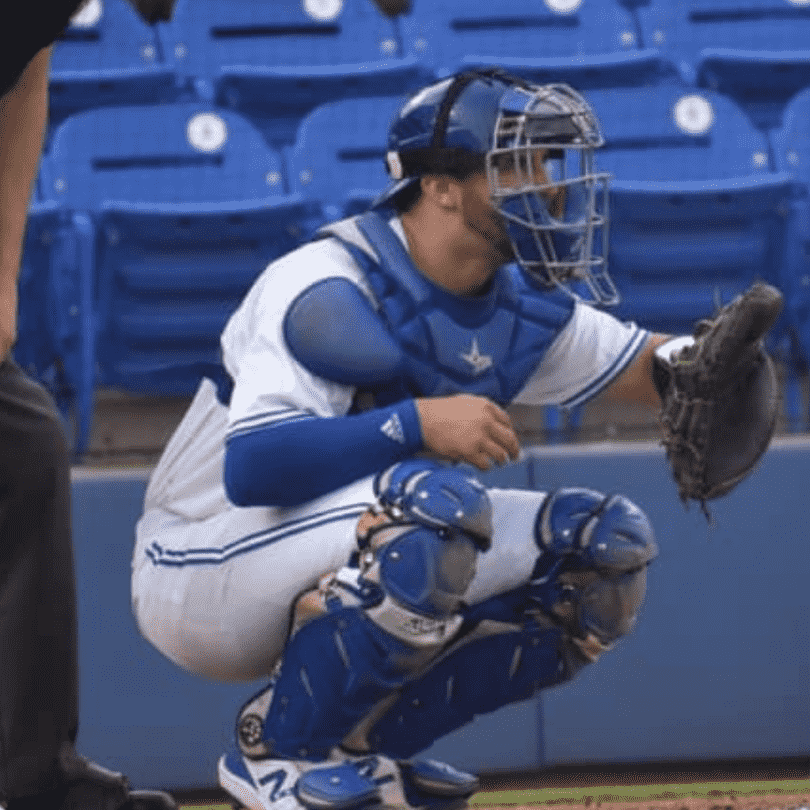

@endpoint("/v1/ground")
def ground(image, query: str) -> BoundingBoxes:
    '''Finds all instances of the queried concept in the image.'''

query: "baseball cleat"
[218,744,478,810]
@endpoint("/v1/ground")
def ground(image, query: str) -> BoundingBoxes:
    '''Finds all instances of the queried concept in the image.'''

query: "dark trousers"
[0,360,77,802]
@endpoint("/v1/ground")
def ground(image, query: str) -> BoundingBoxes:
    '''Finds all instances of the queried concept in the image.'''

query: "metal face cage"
[487,84,618,306]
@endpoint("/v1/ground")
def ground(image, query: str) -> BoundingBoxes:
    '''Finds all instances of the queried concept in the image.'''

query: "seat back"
[588,85,773,181]
[49,0,178,130]
[290,95,407,218]
[43,101,290,205]
[400,0,677,88]
[158,0,428,145]
[161,0,404,74]
[634,0,810,129]
[584,85,794,335]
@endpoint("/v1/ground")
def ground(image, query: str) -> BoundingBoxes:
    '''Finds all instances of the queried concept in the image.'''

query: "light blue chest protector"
[283,211,576,408]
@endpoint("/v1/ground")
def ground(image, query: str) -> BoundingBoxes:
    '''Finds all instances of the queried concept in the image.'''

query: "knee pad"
[361,461,493,642]
[531,488,658,647]
[536,488,657,570]
[374,461,493,550]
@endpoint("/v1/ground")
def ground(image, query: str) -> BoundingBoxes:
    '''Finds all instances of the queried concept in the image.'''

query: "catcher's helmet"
[375,69,617,305]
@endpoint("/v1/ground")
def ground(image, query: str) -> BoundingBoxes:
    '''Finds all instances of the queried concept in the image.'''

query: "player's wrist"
[391,398,424,453]
[654,335,695,365]
[651,334,694,400]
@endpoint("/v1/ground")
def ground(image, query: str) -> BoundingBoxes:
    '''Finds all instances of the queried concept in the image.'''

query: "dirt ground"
[477,798,810,810]
[474,794,810,810]
[468,760,810,810]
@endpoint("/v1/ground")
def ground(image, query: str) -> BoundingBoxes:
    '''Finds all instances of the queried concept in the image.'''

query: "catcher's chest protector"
[306,212,575,407]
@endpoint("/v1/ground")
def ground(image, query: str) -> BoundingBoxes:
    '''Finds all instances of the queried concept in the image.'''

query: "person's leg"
[132,477,376,682]
[218,463,494,810]
[0,360,78,801]
[0,360,175,810]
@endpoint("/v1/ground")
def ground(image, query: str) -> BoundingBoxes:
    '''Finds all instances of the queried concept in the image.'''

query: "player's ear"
[420,175,462,212]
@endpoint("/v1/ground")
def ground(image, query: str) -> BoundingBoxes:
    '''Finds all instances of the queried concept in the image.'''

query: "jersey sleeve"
[512,302,650,409]
[221,238,363,440]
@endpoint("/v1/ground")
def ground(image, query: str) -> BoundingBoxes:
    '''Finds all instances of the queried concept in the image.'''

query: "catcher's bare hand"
[416,394,520,470]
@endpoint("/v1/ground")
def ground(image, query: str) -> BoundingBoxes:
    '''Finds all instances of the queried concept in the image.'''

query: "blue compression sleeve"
[224,401,423,508]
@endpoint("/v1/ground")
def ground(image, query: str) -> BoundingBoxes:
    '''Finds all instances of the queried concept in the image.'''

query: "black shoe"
[7,752,177,810]
[118,790,178,810]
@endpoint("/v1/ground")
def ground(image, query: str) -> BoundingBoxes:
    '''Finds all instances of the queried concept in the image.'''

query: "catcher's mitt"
[652,281,784,517]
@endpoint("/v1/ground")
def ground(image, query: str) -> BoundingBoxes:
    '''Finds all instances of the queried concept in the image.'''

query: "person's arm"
[224,400,423,508]
[223,392,522,508]
[597,332,671,409]
[0,45,51,361]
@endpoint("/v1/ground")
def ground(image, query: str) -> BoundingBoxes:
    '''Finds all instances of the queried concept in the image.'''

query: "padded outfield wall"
[71,438,810,790]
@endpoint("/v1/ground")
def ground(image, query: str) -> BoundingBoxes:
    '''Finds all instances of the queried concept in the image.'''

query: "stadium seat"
[48,0,180,135]
[400,0,680,89]
[579,82,800,426]
[289,95,408,218]
[157,0,431,147]
[582,84,795,338]
[37,102,322,456]
[772,87,810,428]
[634,0,810,131]
[14,201,92,450]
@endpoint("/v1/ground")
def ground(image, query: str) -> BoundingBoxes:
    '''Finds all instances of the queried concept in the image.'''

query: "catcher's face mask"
[487,84,617,306]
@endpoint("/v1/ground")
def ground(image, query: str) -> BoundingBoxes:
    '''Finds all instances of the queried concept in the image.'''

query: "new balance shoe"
[218,745,478,810]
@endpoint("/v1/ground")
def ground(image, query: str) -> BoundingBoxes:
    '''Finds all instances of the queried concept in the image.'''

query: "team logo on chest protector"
[460,337,493,375]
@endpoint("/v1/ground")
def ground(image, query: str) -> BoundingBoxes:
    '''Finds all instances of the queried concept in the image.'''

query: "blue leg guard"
[240,604,419,762]
[364,486,658,760]
[365,620,573,759]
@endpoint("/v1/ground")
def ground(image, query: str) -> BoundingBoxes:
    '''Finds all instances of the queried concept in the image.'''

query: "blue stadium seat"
[37,102,322,456]
[634,0,810,130]
[15,201,94,451]
[48,0,180,135]
[289,95,408,219]
[157,0,431,147]
[583,84,797,420]
[772,87,810,428]
[400,0,679,89]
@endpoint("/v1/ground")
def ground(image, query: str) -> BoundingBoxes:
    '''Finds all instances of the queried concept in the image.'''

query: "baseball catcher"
[653,282,783,517]
[130,66,782,810]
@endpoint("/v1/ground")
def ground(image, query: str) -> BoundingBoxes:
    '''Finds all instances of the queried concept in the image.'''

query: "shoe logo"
[259,769,293,803]
[353,756,379,779]
[353,756,396,788]
[380,413,405,444]
[460,337,492,375]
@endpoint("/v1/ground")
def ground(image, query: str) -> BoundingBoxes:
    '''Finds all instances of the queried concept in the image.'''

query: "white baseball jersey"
[132,214,649,682]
